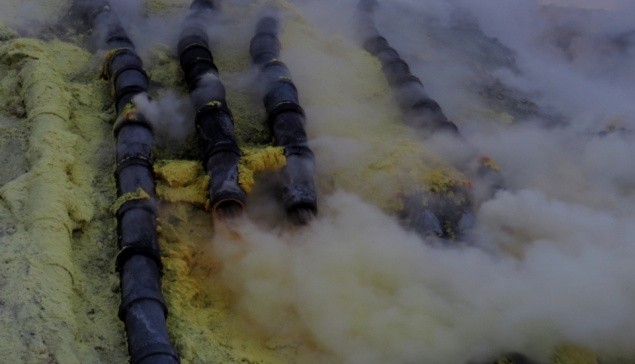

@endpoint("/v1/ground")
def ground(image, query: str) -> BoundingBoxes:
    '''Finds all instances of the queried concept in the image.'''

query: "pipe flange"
[119,285,168,320]
[267,101,305,128]
[116,245,163,274]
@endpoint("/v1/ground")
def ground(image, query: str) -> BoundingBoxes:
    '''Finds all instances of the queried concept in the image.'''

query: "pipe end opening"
[213,199,245,220]
[287,203,317,226]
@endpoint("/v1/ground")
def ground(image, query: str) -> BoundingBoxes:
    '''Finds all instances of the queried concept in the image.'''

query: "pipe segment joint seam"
[131,343,180,364]
[115,156,154,175]
[119,286,168,320]
[116,245,162,273]
[113,118,154,138]
[188,73,224,92]
[107,35,134,47]
[267,102,306,128]
[249,33,281,61]
[195,102,233,123]
[389,74,423,89]
[284,145,314,159]
[261,60,296,78]
[115,87,147,111]
[102,48,144,80]
[363,36,391,55]
[381,57,410,70]
[264,79,300,103]
[112,64,148,86]
[115,199,162,272]
[178,42,215,66]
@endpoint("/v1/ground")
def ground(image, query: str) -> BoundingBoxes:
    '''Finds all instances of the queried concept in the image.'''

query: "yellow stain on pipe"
[110,187,151,214]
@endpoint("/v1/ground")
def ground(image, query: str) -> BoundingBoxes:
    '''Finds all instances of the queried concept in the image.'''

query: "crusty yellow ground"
[0,33,127,363]
[552,345,598,364]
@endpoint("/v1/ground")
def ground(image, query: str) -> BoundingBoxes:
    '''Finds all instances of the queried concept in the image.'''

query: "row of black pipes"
[71,0,180,363]
[70,0,502,361]
[71,0,317,362]
[178,0,317,223]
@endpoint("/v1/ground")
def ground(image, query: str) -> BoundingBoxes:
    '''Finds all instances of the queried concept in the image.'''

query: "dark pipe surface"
[356,0,459,135]
[70,1,179,362]
[178,0,246,218]
[250,12,317,224]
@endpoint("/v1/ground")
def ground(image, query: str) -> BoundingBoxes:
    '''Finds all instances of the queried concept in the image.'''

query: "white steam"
[213,189,635,363]
[204,0,635,363]
[133,91,195,146]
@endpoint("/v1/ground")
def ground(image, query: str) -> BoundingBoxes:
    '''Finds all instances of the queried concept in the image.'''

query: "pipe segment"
[356,0,505,238]
[356,0,462,135]
[71,1,179,363]
[178,0,245,218]
[250,12,318,225]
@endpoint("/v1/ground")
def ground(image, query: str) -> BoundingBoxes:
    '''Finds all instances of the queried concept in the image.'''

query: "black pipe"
[70,1,179,363]
[178,0,245,219]
[250,11,318,225]
[356,0,462,136]
[356,0,505,238]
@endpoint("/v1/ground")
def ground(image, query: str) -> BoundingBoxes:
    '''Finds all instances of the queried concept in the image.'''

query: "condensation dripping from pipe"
[70,1,180,363]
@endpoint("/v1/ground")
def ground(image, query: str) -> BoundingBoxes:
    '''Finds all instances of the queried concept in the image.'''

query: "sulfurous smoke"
[204,0,635,363]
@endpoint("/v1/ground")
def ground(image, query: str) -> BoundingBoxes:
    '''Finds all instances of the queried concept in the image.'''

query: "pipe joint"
[264,80,300,111]
[102,48,143,80]
[115,163,155,197]
[115,149,153,169]
[249,32,281,64]
[284,144,314,160]
[114,112,154,137]
[116,244,162,274]
[389,73,422,89]
[363,35,390,55]
[178,28,209,55]
[267,101,305,128]
[119,286,168,321]
[262,60,292,79]
[130,343,180,364]
[195,101,233,127]
[375,47,401,63]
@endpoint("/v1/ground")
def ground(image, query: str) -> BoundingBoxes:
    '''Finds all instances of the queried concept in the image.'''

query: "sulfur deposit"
[0,34,126,363]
